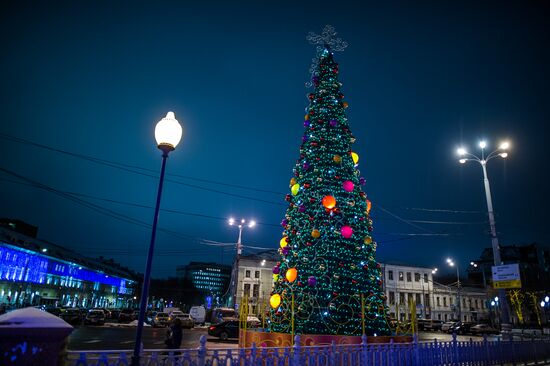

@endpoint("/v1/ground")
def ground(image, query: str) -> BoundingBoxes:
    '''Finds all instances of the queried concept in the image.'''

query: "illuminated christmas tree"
[268,26,390,336]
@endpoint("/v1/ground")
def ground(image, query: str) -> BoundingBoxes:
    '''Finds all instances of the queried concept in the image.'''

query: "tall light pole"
[457,140,511,326]
[446,258,461,321]
[228,218,255,309]
[132,112,183,366]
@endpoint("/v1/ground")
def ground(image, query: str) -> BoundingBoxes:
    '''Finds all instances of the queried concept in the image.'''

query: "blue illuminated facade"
[0,229,136,308]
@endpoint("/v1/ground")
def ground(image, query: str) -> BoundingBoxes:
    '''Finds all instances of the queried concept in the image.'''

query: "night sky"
[1,1,548,279]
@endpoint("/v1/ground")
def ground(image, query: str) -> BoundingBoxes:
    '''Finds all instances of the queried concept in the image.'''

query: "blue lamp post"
[131,112,183,366]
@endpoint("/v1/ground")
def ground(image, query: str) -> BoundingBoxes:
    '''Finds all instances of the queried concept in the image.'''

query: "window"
[436,297,441,306]
[444,314,448,321]
[389,291,395,304]
[388,270,394,281]
[408,293,413,303]
[463,298,467,307]
[464,315,468,322]
[399,272,404,281]
[438,314,441,320]
[475,299,479,309]
[243,283,250,297]
[424,294,430,307]
[252,284,259,297]
[406,272,412,282]
[414,273,420,282]
[399,293,405,305]
[423,273,428,282]
[254,271,260,279]
[245,270,251,278]
[415,293,421,304]
[443,297,447,307]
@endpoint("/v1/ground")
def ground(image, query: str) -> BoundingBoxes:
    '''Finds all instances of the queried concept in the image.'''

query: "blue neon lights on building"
[0,243,131,294]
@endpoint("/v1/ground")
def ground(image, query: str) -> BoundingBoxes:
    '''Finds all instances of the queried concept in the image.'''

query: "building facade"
[381,263,489,323]
[234,250,278,317]
[176,261,231,308]
[0,221,137,309]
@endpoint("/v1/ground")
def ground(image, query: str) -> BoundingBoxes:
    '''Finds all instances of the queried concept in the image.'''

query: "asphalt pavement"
[68,325,238,350]
[68,325,496,351]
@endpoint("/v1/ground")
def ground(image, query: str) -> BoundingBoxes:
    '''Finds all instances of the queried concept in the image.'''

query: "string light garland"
[268,33,391,336]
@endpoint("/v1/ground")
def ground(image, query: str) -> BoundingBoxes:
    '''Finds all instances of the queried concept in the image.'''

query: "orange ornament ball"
[311,229,321,238]
[286,268,298,283]
[322,195,336,209]
[364,236,373,244]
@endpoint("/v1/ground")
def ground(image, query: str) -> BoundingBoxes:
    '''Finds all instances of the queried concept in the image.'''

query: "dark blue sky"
[1,1,548,278]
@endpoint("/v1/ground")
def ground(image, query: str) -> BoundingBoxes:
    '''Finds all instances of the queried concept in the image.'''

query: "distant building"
[233,250,278,317]
[176,262,231,308]
[382,262,489,323]
[0,220,138,308]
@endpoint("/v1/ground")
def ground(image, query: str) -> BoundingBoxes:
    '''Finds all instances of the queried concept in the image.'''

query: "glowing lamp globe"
[342,180,354,192]
[286,268,298,283]
[279,237,288,248]
[155,112,183,151]
[322,195,336,209]
[341,225,353,238]
[270,294,281,309]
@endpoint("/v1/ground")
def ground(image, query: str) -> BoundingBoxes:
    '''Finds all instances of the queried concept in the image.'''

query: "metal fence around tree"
[67,333,550,366]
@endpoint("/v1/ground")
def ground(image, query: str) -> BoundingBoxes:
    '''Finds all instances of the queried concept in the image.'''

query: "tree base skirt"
[240,329,413,347]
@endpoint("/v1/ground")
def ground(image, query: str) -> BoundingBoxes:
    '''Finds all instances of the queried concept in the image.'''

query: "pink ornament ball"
[341,226,353,238]
[342,180,354,192]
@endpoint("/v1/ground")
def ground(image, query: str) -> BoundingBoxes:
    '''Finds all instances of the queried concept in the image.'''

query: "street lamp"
[446,258,461,321]
[456,139,511,326]
[228,218,255,308]
[132,112,183,366]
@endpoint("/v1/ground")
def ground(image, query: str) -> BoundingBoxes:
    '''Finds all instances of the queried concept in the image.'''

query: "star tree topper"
[306,25,348,86]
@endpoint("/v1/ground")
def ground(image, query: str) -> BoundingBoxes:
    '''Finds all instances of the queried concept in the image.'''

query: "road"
[68,325,238,350]
[68,326,495,351]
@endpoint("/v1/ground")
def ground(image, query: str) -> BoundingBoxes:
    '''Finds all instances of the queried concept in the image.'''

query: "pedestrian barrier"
[66,333,550,366]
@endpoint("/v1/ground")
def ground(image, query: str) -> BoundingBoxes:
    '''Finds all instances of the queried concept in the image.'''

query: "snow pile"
[0,307,72,329]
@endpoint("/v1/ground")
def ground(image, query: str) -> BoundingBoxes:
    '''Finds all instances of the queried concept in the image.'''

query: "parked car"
[441,321,459,332]
[44,307,64,317]
[169,311,194,329]
[449,322,474,335]
[151,312,170,327]
[85,310,106,325]
[190,306,206,325]
[426,320,443,331]
[109,308,121,320]
[60,308,82,325]
[119,308,135,323]
[208,320,259,340]
[471,324,499,335]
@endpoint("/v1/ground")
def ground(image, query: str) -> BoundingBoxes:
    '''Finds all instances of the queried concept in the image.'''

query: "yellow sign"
[494,279,521,289]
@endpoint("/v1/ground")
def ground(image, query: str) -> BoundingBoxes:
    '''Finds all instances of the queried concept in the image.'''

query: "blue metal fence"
[66,333,550,366]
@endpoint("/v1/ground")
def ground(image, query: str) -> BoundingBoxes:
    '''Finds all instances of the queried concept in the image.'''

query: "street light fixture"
[432,268,438,275]
[455,139,511,327]
[446,257,461,321]
[132,112,182,366]
[228,218,256,307]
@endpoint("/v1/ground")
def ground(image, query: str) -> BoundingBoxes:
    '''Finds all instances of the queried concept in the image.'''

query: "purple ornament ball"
[281,246,290,255]
[329,119,338,127]
[308,276,317,286]
[272,266,280,274]
[302,135,308,142]
[303,162,310,170]
[298,205,306,213]
[304,120,311,128]
[281,219,288,227]
[359,177,366,185]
